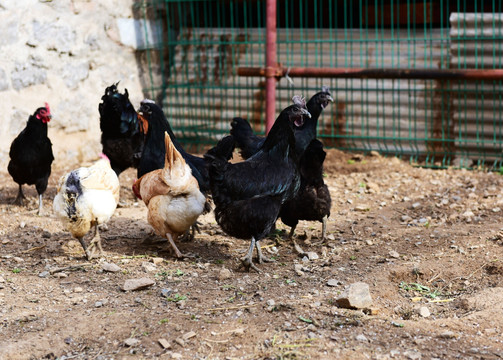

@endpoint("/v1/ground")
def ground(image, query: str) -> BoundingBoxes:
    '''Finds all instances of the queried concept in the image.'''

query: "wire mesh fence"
[134,0,503,169]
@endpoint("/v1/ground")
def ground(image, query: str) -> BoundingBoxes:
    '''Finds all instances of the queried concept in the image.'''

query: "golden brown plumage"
[133,132,206,258]
[53,156,120,259]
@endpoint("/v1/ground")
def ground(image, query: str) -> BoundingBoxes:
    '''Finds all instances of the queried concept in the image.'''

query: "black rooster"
[8,104,54,215]
[136,99,210,195]
[205,96,311,272]
[278,139,331,243]
[99,83,143,175]
[231,86,333,159]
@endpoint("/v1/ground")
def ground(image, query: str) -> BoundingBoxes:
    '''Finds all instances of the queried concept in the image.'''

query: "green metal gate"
[134,0,503,169]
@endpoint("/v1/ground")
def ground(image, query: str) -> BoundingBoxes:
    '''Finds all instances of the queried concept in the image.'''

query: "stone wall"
[0,0,145,169]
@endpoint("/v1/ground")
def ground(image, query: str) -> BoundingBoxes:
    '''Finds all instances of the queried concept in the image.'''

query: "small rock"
[141,261,157,273]
[158,338,171,349]
[366,182,380,193]
[13,257,24,263]
[174,338,185,347]
[54,272,68,278]
[404,350,422,360]
[171,353,183,359]
[1,239,9,245]
[95,301,103,308]
[418,307,430,318]
[356,334,368,342]
[389,250,400,258]
[294,264,305,276]
[354,205,370,212]
[182,331,196,340]
[327,279,341,287]
[462,210,474,218]
[266,299,276,307]
[20,222,26,229]
[0,276,4,283]
[336,282,373,309]
[492,207,501,213]
[102,262,121,273]
[152,257,164,265]
[124,338,140,347]
[38,271,49,278]
[411,202,421,209]
[306,252,319,260]
[438,331,456,339]
[160,288,173,298]
[218,268,232,281]
[122,278,155,291]
[74,287,84,293]
[42,231,51,239]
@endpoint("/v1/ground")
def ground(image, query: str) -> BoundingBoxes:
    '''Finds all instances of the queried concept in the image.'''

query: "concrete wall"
[0,0,144,169]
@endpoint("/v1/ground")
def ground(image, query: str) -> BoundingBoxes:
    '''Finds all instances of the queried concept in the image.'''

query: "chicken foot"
[85,222,105,260]
[240,237,273,272]
[165,233,195,259]
[13,185,25,205]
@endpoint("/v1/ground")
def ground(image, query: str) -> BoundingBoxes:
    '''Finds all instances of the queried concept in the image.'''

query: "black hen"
[8,104,54,215]
[136,99,210,195]
[205,96,311,272]
[278,139,331,242]
[99,83,143,175]
[231,86,333,159]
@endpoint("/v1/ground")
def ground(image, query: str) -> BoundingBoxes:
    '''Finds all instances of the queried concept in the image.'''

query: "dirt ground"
[1,149,503,360]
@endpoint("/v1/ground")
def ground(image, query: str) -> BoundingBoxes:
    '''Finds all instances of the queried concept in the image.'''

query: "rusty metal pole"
[265,0,277,134]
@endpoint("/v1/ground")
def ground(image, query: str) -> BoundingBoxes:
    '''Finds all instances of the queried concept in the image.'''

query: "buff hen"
[53,156,120,259]
[133,132,206,258]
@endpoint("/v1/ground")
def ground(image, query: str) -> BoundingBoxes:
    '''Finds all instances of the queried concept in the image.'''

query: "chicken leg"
[240,237,273,272]
[37,194,44,216]
[13,185,25,205]
[86,222,105,260]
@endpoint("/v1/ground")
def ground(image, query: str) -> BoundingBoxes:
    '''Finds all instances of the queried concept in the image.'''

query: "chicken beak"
[327,95,334,102]
[301,108,312,118]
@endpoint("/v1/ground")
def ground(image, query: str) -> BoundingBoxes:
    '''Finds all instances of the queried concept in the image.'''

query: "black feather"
[99,83,143,175]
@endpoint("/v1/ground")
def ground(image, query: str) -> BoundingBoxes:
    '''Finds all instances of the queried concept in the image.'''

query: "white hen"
[53,156,120,259]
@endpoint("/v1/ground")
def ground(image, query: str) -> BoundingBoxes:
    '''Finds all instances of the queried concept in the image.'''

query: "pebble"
[42,231,51,239]
[74,287,84,293]
[404,350,422,360]
[54,272,68,278]
[327,279,341,287]
[0,276,4,283]
[38,271,49,278]
[218,268,232,281]
[122,278,155,291]
[306,252,319,260]
[95,301,103,308]
[1,239,9,245]
[171,353,183,359]
[174,338,185,347]
[102,262,121,273]
[182,331,196,340]
[19,222,26,229]
[160,288,173,298]
[294,264,305,276]
[389,250,400,259]
[152,257,164,265]
[13,257,24,263]
[158,338,171,349]
[411,202,421,209]
[438,331,456,339]
[354,204,370,212]
[124,338,140,347]
[356,334,368,342]
[418,306,430,318]
[336,282,373,309]
[141,261,157,273]
[266,299,275,307]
